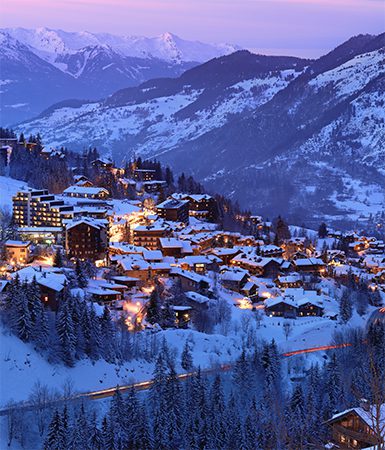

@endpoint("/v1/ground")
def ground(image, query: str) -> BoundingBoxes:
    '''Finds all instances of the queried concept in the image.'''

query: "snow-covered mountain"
[1,27,240,124]
[3,27,240,65]
[11,33,385,225]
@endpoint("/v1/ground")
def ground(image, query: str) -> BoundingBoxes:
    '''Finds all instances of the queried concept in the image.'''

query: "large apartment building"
[13,189,63,228]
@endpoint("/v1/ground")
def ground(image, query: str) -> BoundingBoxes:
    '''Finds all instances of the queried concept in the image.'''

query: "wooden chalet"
[326,402,385,449]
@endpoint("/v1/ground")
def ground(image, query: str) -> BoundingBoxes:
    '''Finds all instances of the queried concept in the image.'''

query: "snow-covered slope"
[17,68,300,156]
[0,176,29,210]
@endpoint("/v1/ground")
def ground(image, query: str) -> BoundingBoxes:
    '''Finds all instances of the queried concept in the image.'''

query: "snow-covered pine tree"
[56,298,76,366]
[146,289,160,325]
[75,259,88,288]
[88,411,102,450]
[26,277,41,324]
[11,286,32,342]
[44,410,66,450]
[181,340,193,371]
[339,290,353,323]
[87,302,102,360]
[100,305,116,362]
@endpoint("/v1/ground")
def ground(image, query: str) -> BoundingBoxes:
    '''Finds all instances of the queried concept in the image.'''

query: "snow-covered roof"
[185,291,210,304]
[65,217,108,230]
[293,257,325,266]
[159,237,183,248]
[143,250,163,261]
[157,198,189,209]
[277,274,301,283]
[63,185,109,196]
[12,266,67,292]
[5,240,31,247]
[329,403,385,429]
[170,267,211,284]
[265,296,297,308]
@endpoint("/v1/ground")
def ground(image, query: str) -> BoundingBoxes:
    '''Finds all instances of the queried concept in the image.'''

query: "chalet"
[133,168,156,181]
[156,198,189,224]
[91,158,113,170]
[297,298,324,317]
[220,269,249,292]
[65,218,108,261]
[87,287,121,305]
[230,254,282,278]
[185,291,211,310]
[276,274,303,289]
[292,257,326,275]
[264,297,298,318]
[62,186,109,200]
[326,401,385,449]
[142,250,163,263]
[240,281,258,299]
[111,275,141,289]
[159,238,185,257]
[4,240,31,265]
[363,255,385,274]
[143,180,167,193]
[210,247,242,265]
[116,255,151,281]
[172,306,192,328]
[12,266,66,310]
[172,194,218,222]
[178,255,220,273]
[170,268,210,294]
[259,244,284,258]
[133,224,170,250]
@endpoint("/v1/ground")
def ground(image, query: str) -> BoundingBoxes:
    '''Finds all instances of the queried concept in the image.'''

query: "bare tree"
[29,380,52,436]
[283,321,293,341]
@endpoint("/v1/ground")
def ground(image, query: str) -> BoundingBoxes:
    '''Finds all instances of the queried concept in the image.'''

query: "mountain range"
[0,27,240,123]
[3,30,385,226]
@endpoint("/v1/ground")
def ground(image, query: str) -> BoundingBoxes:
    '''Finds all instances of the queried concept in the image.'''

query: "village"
[1,138,384,330]
[1,137,385,450]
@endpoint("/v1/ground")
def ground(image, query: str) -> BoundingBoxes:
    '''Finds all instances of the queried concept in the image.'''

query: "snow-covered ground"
[0,176,29,210]
[0,294,372,407]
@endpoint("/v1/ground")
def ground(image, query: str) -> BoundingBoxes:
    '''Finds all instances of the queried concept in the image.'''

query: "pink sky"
[1,0,384,57]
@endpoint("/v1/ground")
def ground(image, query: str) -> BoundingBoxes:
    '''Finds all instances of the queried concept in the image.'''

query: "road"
[0,341,350,415]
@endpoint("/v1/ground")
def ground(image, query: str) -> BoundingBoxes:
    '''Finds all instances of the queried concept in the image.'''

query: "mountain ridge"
[7,32,385,225]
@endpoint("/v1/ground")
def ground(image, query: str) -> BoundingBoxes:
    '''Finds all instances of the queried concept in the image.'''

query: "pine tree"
[100,306,116,362]
[68,403,89,449]
[88,411,102,450]
[318,222,328,238]
[53,248,63,267]
[146,289,160,325]
[56,299,76,366]
[181,340,193,371]
[274,216,291,244]
[87,303,102,360]
[32,303,49,349]
[339,290,353,323]
[75,259,88,288]
[12,287,32,342]
[287,385,306,447]
[44,410,65,450]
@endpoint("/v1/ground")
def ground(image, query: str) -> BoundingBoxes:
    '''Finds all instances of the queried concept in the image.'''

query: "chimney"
[359,398,370,411]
